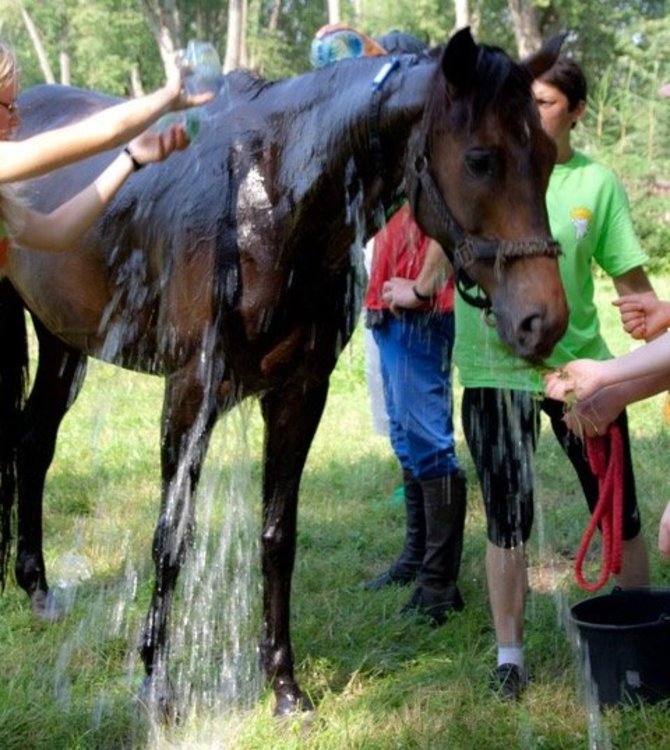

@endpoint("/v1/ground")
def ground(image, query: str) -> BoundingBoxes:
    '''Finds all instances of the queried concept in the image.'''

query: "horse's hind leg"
[259,380,329,716]
[139,365,218,716]
[16,320,87,619]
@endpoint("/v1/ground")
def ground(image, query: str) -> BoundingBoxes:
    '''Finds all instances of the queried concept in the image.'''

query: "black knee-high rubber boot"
[402,469,467,625]
[363,468,426,590]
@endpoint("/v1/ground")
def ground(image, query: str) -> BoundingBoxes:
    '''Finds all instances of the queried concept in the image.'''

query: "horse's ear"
[442,26,479,96]
[521,32,568,81]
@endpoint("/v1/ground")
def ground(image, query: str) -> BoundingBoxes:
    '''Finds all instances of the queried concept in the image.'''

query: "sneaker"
[491,663,528,701]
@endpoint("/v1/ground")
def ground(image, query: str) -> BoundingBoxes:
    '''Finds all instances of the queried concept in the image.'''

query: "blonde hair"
[0,41,26,236]
[0,42,18,86]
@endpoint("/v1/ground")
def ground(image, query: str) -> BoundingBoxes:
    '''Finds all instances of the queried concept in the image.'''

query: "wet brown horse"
[0,29,567,716]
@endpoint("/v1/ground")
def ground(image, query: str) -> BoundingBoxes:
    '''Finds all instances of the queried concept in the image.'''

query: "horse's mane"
[425,41,533,137]
[472,44,533,126]
[225,68,273,100]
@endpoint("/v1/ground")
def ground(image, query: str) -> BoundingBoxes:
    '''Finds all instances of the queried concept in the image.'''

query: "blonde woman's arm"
[0,61,212,184]
[13,125,188,252]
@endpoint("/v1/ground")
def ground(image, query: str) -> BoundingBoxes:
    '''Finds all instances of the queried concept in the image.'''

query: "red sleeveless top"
[364,203,454,312]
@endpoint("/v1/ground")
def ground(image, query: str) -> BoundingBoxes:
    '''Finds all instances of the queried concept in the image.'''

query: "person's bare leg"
[487,541,528,699]
[617,531,650,588]
[486,541,527,645]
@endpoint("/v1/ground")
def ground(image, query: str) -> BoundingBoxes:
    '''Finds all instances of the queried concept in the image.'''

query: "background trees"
[1,0,668,264]
[3,1,667,91]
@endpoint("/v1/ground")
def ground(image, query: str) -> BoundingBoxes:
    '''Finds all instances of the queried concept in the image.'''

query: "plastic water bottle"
[310,30,364,68]
[182,40,222,96]
[153,110,201,141]
[154,41,221,141]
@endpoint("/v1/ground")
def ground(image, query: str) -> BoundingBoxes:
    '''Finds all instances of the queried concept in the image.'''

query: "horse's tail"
[0,278,28,588]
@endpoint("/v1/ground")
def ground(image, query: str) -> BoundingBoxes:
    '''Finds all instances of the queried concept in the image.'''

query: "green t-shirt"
[454,150,648,392]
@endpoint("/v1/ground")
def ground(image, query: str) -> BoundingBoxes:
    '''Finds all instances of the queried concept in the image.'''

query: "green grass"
[2,276,670,749]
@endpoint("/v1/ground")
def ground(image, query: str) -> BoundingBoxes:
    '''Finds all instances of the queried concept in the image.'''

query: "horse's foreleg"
[16,323,87,620]
[139,366,218,715]
[259,380,329,716]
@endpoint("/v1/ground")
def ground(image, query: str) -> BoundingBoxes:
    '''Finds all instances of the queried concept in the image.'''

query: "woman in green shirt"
[455,57,653,700]
[381,56,654,700]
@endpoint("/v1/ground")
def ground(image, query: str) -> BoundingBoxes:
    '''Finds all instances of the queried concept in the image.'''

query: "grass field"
[1,276,670,749]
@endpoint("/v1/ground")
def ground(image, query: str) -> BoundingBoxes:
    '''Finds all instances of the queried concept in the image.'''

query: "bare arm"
[659,502,670,558]
[545,333,670,403]
[0,61,212,184]
[612,266,655,299]
[14,125,189,252]
[555,369,670,437]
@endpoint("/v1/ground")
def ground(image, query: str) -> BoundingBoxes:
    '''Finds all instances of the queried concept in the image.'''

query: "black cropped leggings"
[461,387,642,549]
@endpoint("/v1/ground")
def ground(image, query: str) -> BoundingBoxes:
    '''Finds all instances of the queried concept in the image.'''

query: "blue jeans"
[372,311,458,480]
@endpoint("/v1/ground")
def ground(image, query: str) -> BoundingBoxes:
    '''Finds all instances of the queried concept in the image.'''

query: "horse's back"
[18,84,121,138]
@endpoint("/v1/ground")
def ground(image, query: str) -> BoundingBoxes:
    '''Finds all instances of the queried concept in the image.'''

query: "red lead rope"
[574,423,624,592]
[0,237,9,269]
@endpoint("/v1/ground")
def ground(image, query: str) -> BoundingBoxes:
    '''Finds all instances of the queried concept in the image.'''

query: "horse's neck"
[273,57,434,218]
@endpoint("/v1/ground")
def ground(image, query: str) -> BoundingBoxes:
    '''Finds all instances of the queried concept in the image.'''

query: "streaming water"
[41,129,372,746]
[50,387,263,744]
[533,497,613,749]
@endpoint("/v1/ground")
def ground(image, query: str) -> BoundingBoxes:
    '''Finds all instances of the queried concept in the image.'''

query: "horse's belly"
[8,248,111,340]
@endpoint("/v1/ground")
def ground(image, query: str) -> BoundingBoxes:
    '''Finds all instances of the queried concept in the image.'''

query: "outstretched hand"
[544,359,604,404]
[164,51,217,111]
[544,360,623,438]
[127,123,191,166]
[613,291,668,340]
[560,389,623,438]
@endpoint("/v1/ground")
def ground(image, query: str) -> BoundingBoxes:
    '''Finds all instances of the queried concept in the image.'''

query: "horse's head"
[408,28,568,360]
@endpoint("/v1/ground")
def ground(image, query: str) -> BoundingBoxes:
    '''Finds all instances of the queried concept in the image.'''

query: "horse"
[0,28,568,717]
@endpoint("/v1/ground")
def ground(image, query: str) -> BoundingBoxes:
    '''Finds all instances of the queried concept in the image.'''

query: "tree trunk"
[58,51,70,86]
[351,0,363,25]
[507,0,543,56]
[129,63,145,97]
[139,0,183,72]
[453,0,470,31]
[18,4,55,84]
[327,0,340,24]
[224,0,247,72]
[268,0,281,32]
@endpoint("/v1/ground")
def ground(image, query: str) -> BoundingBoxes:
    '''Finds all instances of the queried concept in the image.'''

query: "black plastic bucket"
[570,588,670,706]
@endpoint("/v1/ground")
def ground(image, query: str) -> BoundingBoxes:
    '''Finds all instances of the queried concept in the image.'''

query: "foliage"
[513,1,669,93]
[247,0,328,78]
[3,1,668,95]
[2,0,667,285]
[68,1,159,93]
[351,0,455,46]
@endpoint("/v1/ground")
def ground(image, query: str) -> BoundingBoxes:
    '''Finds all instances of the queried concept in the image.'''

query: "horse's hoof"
[274,689,315,717]
[30,589,66,622]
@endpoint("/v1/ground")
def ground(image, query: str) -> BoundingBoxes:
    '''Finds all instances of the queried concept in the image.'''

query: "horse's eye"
[464,150,498,179]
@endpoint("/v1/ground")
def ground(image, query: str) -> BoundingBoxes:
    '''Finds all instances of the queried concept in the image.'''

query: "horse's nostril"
[520,313,542,336]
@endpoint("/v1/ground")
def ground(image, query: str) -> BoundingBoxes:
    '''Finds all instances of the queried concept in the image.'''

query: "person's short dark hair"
[375,30,427,56]
[537,56,587,111]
